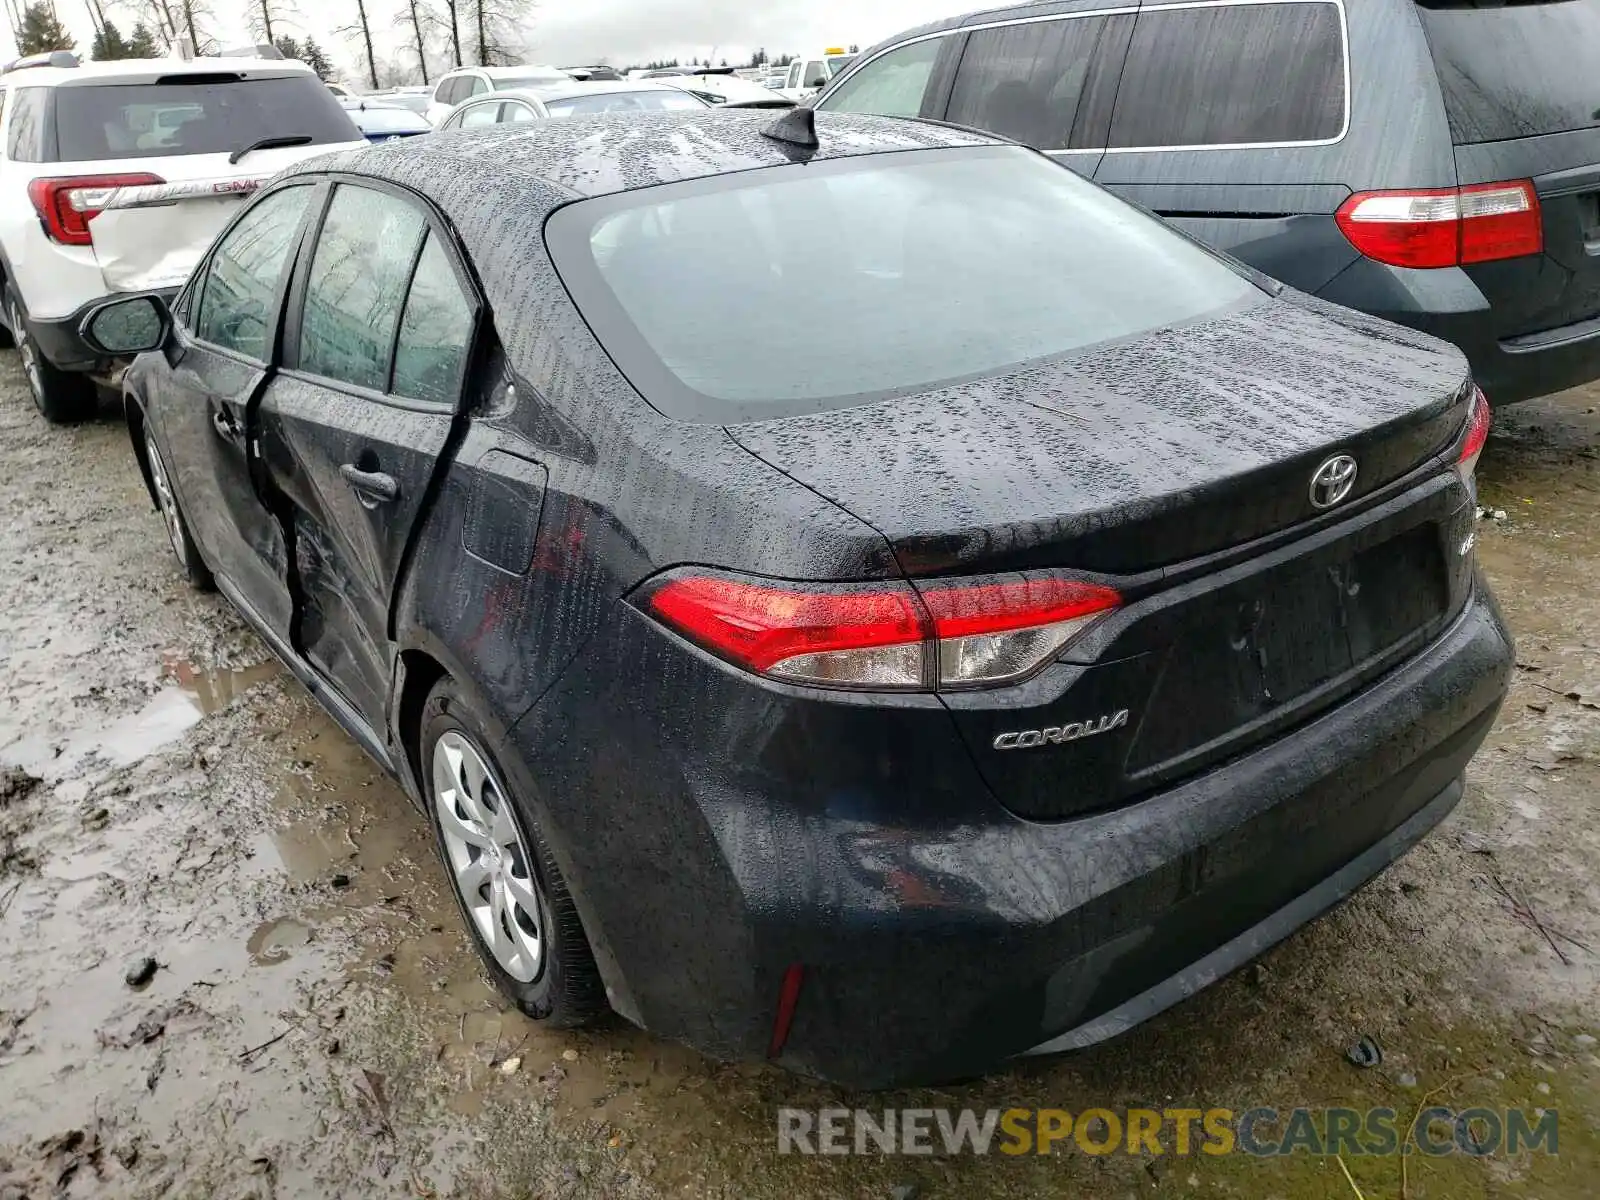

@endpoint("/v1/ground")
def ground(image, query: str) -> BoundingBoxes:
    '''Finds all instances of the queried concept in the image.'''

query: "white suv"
[0,51,365,422]
[424,64,572,126]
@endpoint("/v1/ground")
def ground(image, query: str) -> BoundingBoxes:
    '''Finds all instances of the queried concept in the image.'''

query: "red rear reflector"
[767,963,805,1059]
[27,173,165,246]
[1335,180,1541,269]
[1457,384,1491,479]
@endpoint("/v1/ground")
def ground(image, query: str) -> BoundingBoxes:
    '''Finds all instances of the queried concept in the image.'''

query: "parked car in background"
[368,86,433,119]
[0,50,364,422]
[340,97,433,142]
[425,64,572,124]
[659,71,797,109]
[86,108,1509,1088]
[435,81,705,129]
[819,0,1600,406]
[563,66,624,82]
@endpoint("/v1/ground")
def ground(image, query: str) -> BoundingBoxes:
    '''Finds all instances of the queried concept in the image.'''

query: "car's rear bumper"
[1316,260,1600,405]
[507,577,1512,1089]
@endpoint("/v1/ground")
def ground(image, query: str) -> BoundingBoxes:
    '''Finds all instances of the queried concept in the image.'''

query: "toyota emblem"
[1309,454,1358,509]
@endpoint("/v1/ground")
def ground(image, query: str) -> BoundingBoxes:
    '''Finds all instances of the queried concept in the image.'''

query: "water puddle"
[160,652,282,714]
[247,916,312,966]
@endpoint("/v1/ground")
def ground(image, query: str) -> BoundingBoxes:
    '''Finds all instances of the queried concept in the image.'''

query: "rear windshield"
[546,146,1262,422]
[350,104,430,133]
[544,91,704,117]
[1418,0,1600,144]
[51,74,357,162]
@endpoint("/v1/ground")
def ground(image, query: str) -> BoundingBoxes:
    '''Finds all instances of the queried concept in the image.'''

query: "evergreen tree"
[273,33,303,61]
[127,22,160,56]
[15,3,75,54]
[91,18,132,59]
[301,36,335,81]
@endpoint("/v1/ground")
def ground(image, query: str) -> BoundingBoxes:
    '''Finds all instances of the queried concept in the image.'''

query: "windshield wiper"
[228,134,313,165]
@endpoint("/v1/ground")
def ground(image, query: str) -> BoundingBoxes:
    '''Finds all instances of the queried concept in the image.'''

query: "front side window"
[193,185,312,359]
[392,233,475,405]
[298,185,425,391]
[466,75,489,97]
[820,39,941,118]
[1108,1,1346,149]
[947,17,1132,150]
[547,147,1262,421]
[503,102,538,123]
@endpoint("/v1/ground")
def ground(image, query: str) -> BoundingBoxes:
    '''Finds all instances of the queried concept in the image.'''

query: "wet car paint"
[119,111,1513,1087]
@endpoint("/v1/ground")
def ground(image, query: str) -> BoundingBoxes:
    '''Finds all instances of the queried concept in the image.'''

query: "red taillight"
[1457,384,1491,480]
[27,173,164,246]
[1335,180,1541,269]
[643,569,1121,691]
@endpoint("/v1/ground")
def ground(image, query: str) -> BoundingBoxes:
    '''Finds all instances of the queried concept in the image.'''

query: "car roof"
[285,109,997,204]
[445,63,568,80]
[1,56,317,87]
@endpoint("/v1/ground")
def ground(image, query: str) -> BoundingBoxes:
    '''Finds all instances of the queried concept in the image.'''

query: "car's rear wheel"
[144,429,213,591]
[421,677,607,1026]
[8,292,97,425]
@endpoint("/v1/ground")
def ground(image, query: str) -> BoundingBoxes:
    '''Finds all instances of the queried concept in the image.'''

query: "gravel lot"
[1,354,1596,1199]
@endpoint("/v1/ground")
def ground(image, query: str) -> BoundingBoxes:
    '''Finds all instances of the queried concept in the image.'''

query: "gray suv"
[816,0,1600,405]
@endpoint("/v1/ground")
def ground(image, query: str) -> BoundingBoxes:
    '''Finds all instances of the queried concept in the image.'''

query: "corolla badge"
[993,709,1130,751]
[1309,454,1359,509]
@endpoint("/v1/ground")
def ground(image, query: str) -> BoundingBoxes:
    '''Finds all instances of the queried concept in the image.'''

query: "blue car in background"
[339,97,432,142]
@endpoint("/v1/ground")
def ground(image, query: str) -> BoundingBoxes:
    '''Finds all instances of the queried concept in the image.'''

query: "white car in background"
[424,64,573,125]
[776,51,856,101]
[0,50,365,422]
[434,80,707,130]
[658,71,796,109]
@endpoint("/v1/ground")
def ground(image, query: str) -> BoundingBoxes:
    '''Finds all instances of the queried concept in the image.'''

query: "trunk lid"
[729,296,1477,820]
[1418,0,1600,345]
[728,296,1469,578]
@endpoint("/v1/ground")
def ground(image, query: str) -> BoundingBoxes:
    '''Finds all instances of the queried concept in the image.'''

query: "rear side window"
[822,39,942,118]
[947,16,1132,150]
[1108,1,1346,149]
[1418,0,1600,143]
[392,233,475,406]
[299,185,426,392]
[5,86,47,162]
[459,102,503,128]
[50,74,357,163]
[546,146,1261,421]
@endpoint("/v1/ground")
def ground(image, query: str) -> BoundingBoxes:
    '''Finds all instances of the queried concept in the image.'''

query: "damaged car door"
[153,182,317,637]
[253,180,478,734]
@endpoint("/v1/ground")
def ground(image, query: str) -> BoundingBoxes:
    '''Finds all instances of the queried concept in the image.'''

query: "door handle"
[212,411,237,439]
[339,463,399,505]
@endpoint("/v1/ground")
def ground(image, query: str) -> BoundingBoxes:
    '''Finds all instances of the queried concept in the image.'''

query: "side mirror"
[80,293,170,356]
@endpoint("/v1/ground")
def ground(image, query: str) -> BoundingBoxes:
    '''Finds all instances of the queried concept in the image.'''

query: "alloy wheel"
[144,433,188,569]
[432,730,544,983]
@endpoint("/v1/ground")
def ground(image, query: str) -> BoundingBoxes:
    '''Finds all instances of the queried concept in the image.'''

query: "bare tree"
[175,0,213,53]
[339,0,379,88]
[396,0,432,82]
[468,0,526,67]
[140,0,178,46]
[249,0,294,44]
[436,0,461,67]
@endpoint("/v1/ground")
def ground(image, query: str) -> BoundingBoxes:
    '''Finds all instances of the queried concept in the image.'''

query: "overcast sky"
[6,0,975,81]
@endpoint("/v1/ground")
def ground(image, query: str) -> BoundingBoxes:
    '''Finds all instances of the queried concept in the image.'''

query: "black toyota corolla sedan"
[80,109,1512,1088]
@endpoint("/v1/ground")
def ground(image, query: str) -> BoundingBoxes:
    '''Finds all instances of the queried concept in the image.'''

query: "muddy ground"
[0,354,1596,1200]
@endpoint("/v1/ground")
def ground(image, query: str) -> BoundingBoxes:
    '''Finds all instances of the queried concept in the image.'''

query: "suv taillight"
[642,569,1121,691]
[1335,181,1542,269]
[27,173,165,246]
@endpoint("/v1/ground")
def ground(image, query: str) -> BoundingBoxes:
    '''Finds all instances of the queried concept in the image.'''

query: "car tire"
[143,428,214,591]
[420,677,607,1027]
[8,292,97,424]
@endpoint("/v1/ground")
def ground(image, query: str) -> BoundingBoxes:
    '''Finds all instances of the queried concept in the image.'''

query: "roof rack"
[2,50,79,74]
